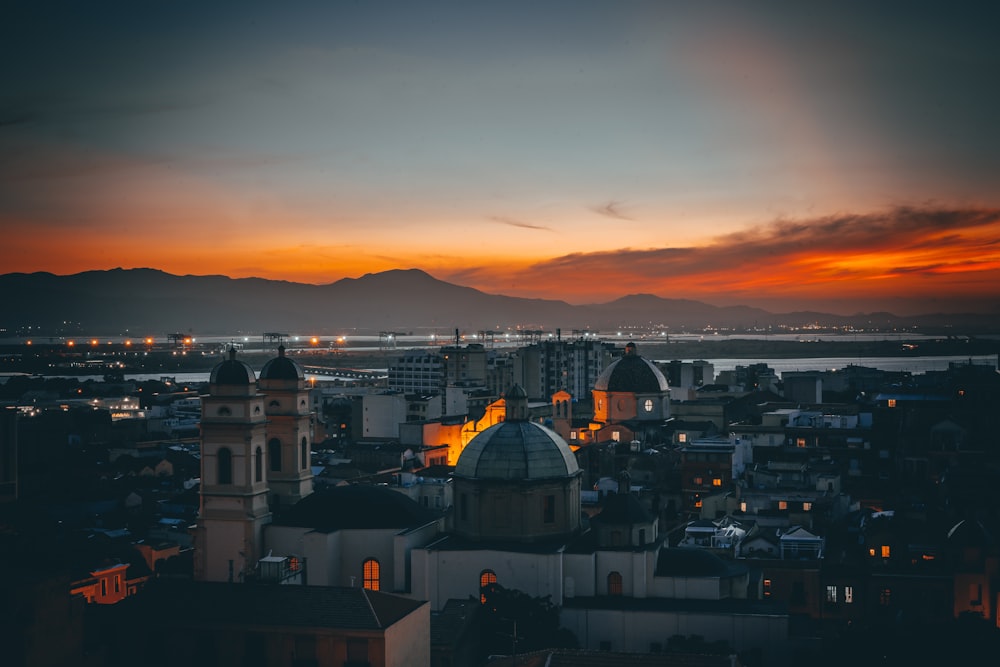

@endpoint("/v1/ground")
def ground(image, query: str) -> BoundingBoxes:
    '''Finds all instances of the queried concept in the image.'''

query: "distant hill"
[2,268,998,335]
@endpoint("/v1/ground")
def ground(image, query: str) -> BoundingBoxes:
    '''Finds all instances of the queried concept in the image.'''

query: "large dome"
[259,346,305,382]
[210,348,256,386]
[594,342,668,393]
[455,421,579,481]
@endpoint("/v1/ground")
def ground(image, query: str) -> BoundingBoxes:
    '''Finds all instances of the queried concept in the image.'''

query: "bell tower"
[194,349,272,582]
[259,345,314,510]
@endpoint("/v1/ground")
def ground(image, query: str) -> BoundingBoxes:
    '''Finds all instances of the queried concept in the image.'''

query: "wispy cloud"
[589,200,633,221]
[488,215,552,231]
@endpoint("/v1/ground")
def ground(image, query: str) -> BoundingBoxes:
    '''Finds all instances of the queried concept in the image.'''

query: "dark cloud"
[590,200,632,221]
[488,216,552,231]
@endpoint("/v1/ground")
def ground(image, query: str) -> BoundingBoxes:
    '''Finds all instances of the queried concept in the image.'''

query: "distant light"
[311,337,319,345]
[91,339,98,346]
[26,340,32,346]
[68,340,75,347]
[124,340,132,347]
[243,337,249,342]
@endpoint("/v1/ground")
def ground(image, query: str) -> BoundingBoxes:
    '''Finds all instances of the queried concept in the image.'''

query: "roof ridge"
[360,587,382,627]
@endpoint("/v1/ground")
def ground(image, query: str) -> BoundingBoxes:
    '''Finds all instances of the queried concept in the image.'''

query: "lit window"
[678,433,687,443]
[693,477,703,485]
[778,501,788,511]
[869,548,877,557]
[570,432,577,440]
[796,438,806,448]
[826,585,837,603]
[888,399,897,408]
[802,502,812,511]
[694,499,703,509]
[607,571,623,596]
[480,569,497,604]
[844,586,853,604]
[644,399,653,412]
[763,579,772,598]
[362,559,380,590]
[740,501,747,513]
[612,431,620,442]
[881,545,890,558]
[712,478,722,487]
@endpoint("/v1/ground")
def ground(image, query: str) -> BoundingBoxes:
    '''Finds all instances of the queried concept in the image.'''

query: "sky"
[2,1,999,316]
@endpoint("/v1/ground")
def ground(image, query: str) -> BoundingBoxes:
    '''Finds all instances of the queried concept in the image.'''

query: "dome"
[210,348,256,386]
[455,421,579,481]
[594,342,668,393]
[259,346,305,382]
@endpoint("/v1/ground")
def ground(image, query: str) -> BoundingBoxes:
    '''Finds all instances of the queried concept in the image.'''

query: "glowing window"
[363,559,380,590]
[607,571,623,596]
[480,569,497,604]
[778,501,788,510]
[612,431,620,442]
[712,478,722,487]
[693,477,703,485]
[570,432,577,440]
[796,438,806,448]
[644,399,653,412]
[678,433,687,443]
[825,585,837,603]
[888,399,897,408]
[881,545,890,558]
[763,579,772,598]
[844,586,854,603]
[802,502,812,511]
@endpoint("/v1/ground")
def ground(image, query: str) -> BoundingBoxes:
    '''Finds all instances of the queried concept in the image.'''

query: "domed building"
[592,341,670,424]
[453,385,582,542]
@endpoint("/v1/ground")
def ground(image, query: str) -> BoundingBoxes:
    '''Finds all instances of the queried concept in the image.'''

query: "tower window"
[300,437,308,469]
[607,571,623,596]
[269,438,282,472]
[254,447,263,482]
[362,558,380,590]
[217,448,232,485]
[644,399,653,412]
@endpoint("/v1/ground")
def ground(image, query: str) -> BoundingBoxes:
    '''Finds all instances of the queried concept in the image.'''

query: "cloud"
[589,200,632,220]
[488,216,552,231]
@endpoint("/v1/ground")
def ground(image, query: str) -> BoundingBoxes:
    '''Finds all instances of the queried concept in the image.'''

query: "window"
[844,586,854,604]
[712,477,722,487]
[300,437,308,469]
[612,430,620,442]
[217,406,231,416]
[881,545,891,559]
[880,588,891,605]
[740,501,747,513]
[254,447,263,482]
[763,579,772,598]
[362,559,380,590]
[826,585,837,603]
[693,476,703,485]
[217,448,232,485]
[607,571,623,596]
[101,579,107,597]
[114,575,121,594]
[971,583,983,606]
[543,495,555,524]
[480,569,497,604]
[796,438,806,448]
[644,399,653,412]
[887,399,897,408]
[570,431,577,440]
[778,501,788,511]
[802,502,812,511]
[269,438,282,472]
[678,433,687,443]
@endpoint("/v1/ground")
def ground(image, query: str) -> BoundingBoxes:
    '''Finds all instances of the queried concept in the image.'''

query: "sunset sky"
[2,1,999,315]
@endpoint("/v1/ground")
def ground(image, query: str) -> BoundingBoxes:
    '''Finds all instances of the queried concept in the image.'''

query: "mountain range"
[2,268,998,336]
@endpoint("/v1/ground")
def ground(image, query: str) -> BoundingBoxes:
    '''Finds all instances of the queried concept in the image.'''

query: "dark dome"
[456,421,579,481]
[594,343,668,393]
[210,349,256,386]
[260,346,305,381]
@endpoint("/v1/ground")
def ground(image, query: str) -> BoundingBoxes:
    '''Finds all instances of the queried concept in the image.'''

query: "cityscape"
[3,3,1000,667]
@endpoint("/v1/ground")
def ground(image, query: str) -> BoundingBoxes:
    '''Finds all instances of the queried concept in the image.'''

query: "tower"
[259,345,314,510]
[194,349,271,582]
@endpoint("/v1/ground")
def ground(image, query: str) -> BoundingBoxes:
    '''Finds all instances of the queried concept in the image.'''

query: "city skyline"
[2,2,999,316]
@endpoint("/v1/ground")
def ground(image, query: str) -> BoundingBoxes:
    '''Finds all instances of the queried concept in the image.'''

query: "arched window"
[480,569,497,604]
[217,406,231,416]
[254,447,263,482]
[217,448,232,485]
[607,571,623,596]
[300,437,308,469]
[269,400,280,408]
[269,438,282,472]
[362,558,380,590]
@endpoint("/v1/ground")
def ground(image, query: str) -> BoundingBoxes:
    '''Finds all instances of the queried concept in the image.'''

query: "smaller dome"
[594,342,668,393]
[456,421,579,481]
[210,348,256,386]
[260,346,305,381]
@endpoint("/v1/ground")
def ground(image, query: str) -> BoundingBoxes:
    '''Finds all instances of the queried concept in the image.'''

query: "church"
[195,344,788,660]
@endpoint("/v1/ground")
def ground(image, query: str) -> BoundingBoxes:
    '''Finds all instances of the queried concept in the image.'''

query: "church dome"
[259,346,305,382]
[455,420,579,481]
[594,342,668,393]
[210,348,256,386]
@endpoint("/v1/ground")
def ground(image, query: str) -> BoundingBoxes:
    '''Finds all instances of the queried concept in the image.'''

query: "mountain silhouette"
[1,268,997,335]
